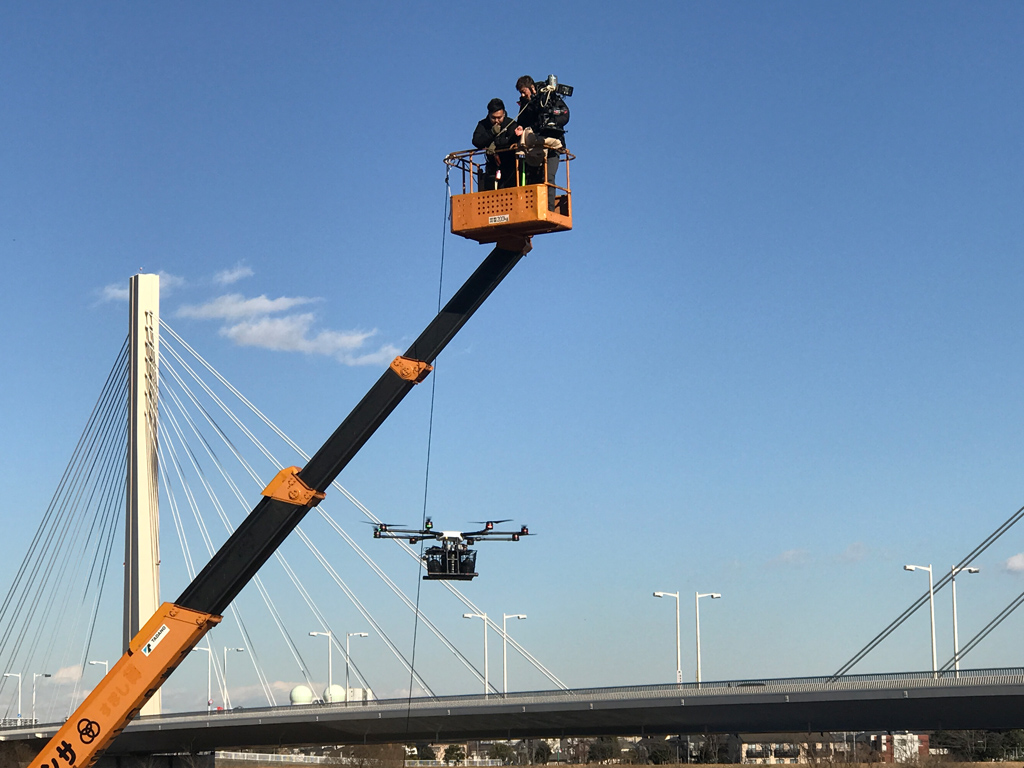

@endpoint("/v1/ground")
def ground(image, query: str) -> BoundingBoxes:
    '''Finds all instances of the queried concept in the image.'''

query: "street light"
[951,565,980,677]
[904,564,937,677]
[309,631,334,699]
[88,660,109,675]
[3,673,21,721]
[695,592,721,686]
[502,614,526,694]
[190,646,213,712]
[32,673,51,722]
[223,647,245,709]
[653,591,682,684]
[346,632,368,699]
[463,613,489,696]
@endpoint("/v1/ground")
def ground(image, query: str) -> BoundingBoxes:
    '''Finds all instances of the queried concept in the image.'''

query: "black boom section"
[300,242,526,490]
[176,243,526,616]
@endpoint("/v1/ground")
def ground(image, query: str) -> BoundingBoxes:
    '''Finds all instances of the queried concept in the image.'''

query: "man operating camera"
[514,75,571,209]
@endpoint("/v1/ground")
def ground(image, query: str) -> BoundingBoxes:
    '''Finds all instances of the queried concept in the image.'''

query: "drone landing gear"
[423,546,478,581]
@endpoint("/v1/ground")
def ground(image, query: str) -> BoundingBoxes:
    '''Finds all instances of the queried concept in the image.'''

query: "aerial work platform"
[445,146,573,243]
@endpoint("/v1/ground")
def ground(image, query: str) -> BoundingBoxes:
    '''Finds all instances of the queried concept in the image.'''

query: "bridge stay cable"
[159,321,568,691]
[160,350,401,694]
[41,385,127,720]
[939,587,1024,673]
[159,344,429,695]
[46,413,127,720]
[158,426,277,707]
[159,373,314,704]
[160,329,479,692]
[159,340,437,694]
[833,502,1024,678]
[0,339,129,719]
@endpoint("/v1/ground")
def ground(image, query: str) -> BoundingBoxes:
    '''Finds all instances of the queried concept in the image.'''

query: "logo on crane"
[141,624,170,656]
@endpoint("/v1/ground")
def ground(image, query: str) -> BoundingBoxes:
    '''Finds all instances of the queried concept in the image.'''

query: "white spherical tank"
[324,684,347,703]
[289,684,314,705]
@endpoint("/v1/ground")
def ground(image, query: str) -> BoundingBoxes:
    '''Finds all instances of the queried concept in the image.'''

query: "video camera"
[537,74,574,98]
[527,75,573,135]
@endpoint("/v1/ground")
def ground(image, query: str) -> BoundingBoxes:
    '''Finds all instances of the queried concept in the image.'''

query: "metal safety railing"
[444,146,573,197]
[214,752,330,764]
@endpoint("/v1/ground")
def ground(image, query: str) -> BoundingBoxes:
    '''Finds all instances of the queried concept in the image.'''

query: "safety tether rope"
[404,166,452,720]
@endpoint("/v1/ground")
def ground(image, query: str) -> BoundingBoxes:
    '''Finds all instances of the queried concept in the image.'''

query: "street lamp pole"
[223,647,245,708]
[502,614,526,694]
[653,591,681,684]
[463,613,489,696]
[695,592,721,686]
[88,660,109,676]
[189,646,212,712]
[3,673,21,721]
[309,631,334,697]
[951,565,980,678]
[346,632,368,698]
[904,564,937,677]
[32,673,51,722]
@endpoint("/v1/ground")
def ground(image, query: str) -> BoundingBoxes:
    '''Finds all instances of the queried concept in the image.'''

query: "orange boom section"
[445,146,573,243]
[34,603,220,768]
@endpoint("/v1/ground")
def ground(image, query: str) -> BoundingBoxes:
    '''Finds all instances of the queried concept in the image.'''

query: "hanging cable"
[406,171,452,714]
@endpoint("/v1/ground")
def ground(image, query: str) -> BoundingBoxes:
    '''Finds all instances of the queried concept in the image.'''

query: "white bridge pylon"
[125,273,161,716]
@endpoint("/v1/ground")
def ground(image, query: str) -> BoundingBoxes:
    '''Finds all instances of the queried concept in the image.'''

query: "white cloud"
[97,272,184,304]
[52,665,82,684]
[770,548,810,566]
[214,264,255,285]
[99,283,129,303]
[177,291,399,366]
[836,542,868,564]
[223,313,400,366]
[158,271,186,293]
[1005,553,1024,573]
[177,293,318,320]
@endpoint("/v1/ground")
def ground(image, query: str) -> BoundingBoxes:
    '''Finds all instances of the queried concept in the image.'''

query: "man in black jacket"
[472,98,519,191]
[514,75,569,209]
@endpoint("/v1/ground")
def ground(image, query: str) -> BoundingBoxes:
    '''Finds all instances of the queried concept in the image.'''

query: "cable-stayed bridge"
[0,315,565,722]
[4,671,1024,756]
[4,272,1024,759]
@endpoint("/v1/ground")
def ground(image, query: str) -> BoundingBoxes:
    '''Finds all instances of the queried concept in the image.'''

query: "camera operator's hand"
[514,125,524,137]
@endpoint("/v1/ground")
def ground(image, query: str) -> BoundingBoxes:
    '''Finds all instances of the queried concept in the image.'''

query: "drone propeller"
[367,521,411,539]
[469,519,512,531]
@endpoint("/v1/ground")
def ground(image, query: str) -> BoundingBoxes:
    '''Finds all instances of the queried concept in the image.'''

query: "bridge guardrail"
[6,668,1024,731]
[109,666,1024,726]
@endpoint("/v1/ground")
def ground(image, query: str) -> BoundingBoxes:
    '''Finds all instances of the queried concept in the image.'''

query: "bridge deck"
[3,669,1024,755]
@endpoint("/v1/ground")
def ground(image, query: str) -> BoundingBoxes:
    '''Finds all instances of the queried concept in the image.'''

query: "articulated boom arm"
[34,237,531,768]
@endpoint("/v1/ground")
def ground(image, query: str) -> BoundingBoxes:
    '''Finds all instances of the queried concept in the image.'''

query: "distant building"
[731,731,928,764]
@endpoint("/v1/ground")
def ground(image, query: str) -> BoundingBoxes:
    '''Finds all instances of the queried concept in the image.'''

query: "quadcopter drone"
[372,517,531,581]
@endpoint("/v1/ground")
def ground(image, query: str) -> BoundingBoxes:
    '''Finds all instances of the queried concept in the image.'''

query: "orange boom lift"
[32,139,573,767]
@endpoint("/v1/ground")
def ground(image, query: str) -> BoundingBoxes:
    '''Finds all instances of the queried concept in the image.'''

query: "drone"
[371,517,531,581]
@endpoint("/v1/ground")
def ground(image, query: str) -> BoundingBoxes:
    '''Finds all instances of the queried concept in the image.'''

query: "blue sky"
[2,2,1024,712]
